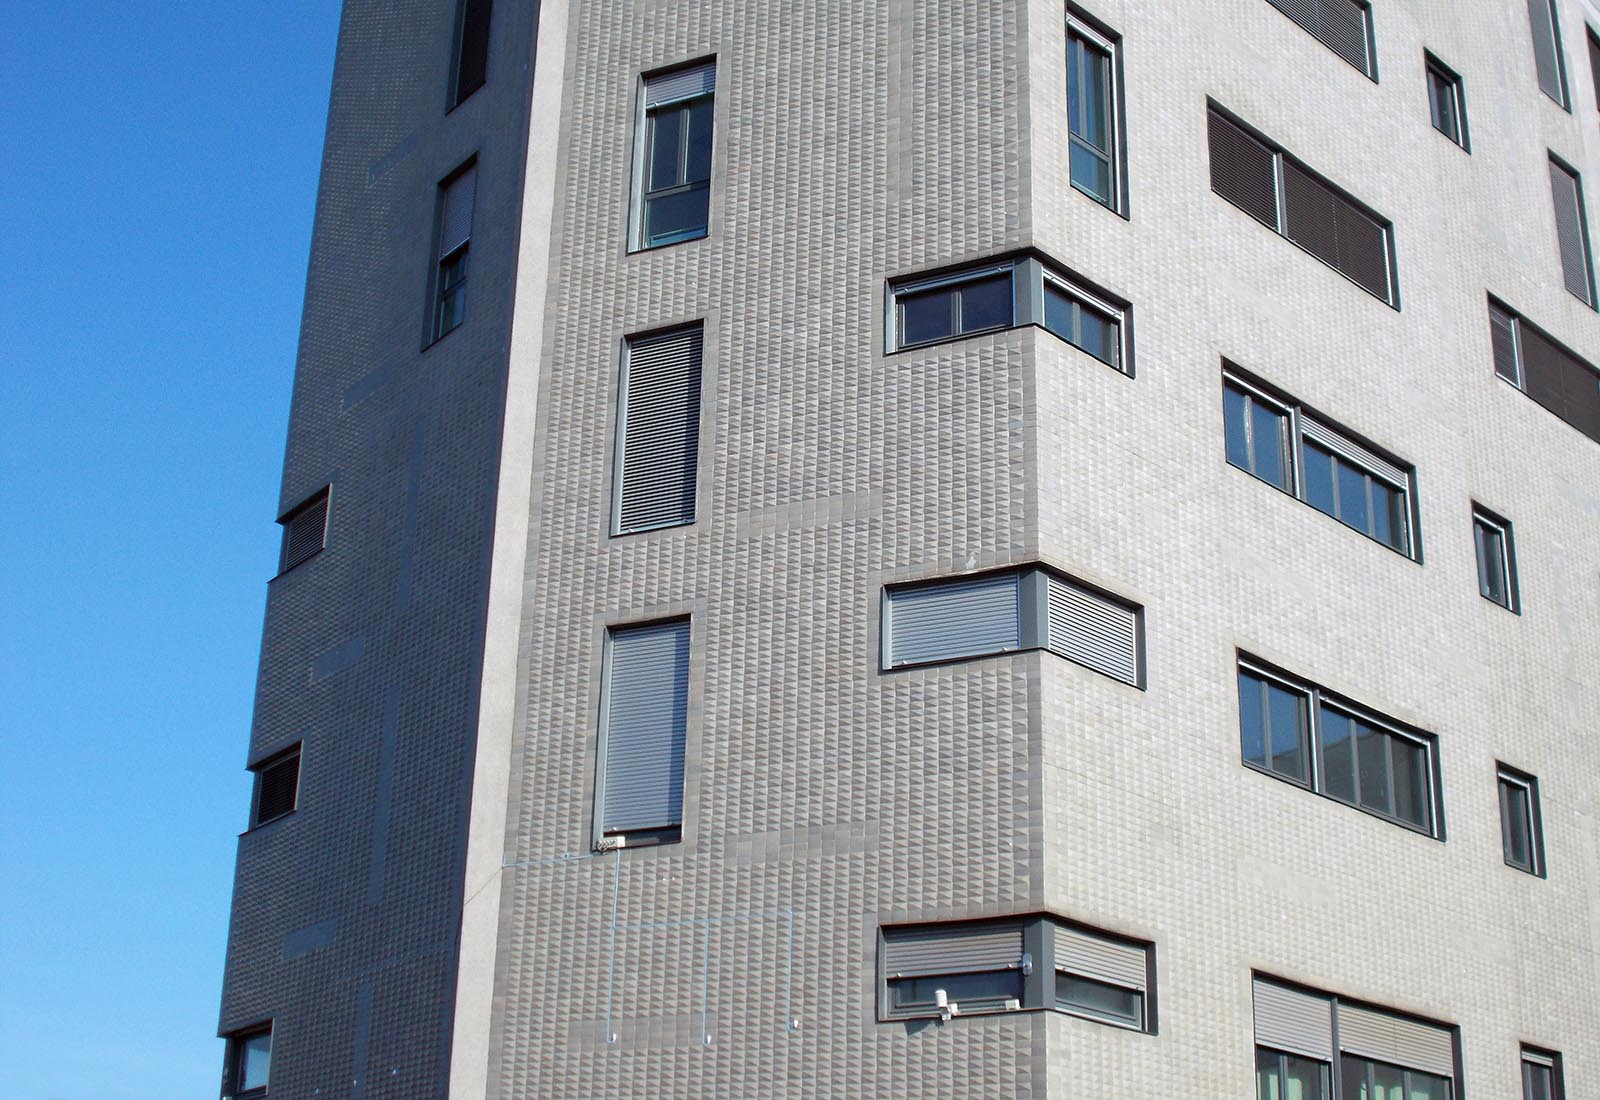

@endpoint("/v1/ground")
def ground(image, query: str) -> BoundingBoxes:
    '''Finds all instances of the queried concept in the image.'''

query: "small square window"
[1425,53,1468,149]
[1499,765,1545,876]
[224,1024,272,1099]
[1523,1047,1565,1100]
[249,745,301,829]
[1472,505,1519,611]
[632,61,716,251]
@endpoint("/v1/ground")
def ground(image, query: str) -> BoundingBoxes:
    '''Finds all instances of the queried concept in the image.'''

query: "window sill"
[628,231,709,256]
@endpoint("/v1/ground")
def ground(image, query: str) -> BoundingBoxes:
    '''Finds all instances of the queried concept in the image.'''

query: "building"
[217,0,1600,1096]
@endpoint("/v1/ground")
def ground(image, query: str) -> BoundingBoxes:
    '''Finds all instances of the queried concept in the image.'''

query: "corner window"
[1472,505,1519,611]
[1208,105,1397,306]
[249,744,301,829]
[448,0,492,108]
[1253,977,1459,1100]
[1053,922,1152,1031]
[277,486,330,575]
[1499,765,1545,876]
[1528,0,1570,109]
[431,162,477,342]
[888,253,1130,372]
[1487,298,1600,445]
[1238,657,1441,837]
[1066,9,1124,212]
[1222,367,1419,559]
[223,1024,272,1099]
[1548,154,1596,307]
[632,60,715,251]
[613,324,705,535]
[1523,1047,1566,1100]
[1425,53,1468,149]
[1263,0,1374,78]
[882,564,1144,688]
[594,618,690,848]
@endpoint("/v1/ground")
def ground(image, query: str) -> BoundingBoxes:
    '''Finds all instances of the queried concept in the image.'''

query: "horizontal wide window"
[1490,297,1600,445]
[882,564,1143,686]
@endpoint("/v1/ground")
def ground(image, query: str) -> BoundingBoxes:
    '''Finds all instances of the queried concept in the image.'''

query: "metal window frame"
[1424,51,1470,151]
[629,58,718,253]
[1471,504,1520,612]
[275,484,331,576]
[445,0,492,111]
[609,321,707,537]
[425,156,479,348]
[1522,1046,1565,1100]
[1237,655,1442,839]
[1065,6,1128,216]
[1490,298,1528,388]
[889,261,1019,351]
[1531,0,1572,110]
[222,1022,272,1100]
[1497,763,1546,877]
[1548,150,1598,309]
[246,742,302,831]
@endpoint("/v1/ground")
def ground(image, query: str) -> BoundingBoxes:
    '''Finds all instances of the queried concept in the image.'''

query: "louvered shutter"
[1519,323,1600,443]
[1333,197,1392,302]
[882,922,1025,978]
[1337,1003,1456,1078]
[1282,161,1341,271]
[616,326,703,533]
[887,572,1020,667]
[645,60,716,108]
[1264,0,1371,75]
[1253,978,1334,1062]
[1053,924,1146,991]
[1208,109,1280,229]
[439,165,477,258]
[1549,160,1594,305]
[1589,30,1600,111]
[254,748,301,825]
[1527,0,1567,105]
[1299,418,1409,489]
[1044,574,1140,686]
[600,620,690,835]
[1489,304,1521,384]
[280,488,329,573]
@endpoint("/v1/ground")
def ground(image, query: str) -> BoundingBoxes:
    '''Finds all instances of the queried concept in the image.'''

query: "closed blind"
[1208,109,1280,229]
[1299,418,1409,488]
[1518,322,1600,444]
[439,165,477,258]
[645,60,716,107]
[1054,924,1146,991]
[1489,303,1521,384]
[254,749,300,825]
[1549,159,1594,305]
[887,572,1020,667]
[1045,574,1140,686]
[883,922,1025,978]
[616,326,703,533]
[1265,0,1372,75]
[280,489,329,573]
[1253,978,1334,1061]
[1337,1003,1456,1078]
[1283,161,1392,302]
[1527,0,1567,105]
[601,620,690,834]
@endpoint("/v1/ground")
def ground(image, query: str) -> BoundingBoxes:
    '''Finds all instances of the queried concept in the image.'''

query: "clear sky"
[0,3,341,1096]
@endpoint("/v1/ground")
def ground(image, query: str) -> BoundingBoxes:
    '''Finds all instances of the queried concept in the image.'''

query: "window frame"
[1498,764,1546,877]
[1237,655,1443,838]
[1471,504,1519,612]
[1529,0,1571,110]
[1425,51,1470,151]
[629,58,717,253]
[222,1023,272,1100]
[275,485,331,577]
[1523,1046,1566,1100]
[1065,6,1128,216]
[1548,151,1597,308]
[247,743,302,831]
[427,158,478,346]
[1222,366,1421,560]
[1487,295,1600,445]
[446,0,492,110]
[610,322,707,536]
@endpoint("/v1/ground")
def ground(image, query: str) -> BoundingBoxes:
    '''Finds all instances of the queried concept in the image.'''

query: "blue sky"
[0,3,341,1095]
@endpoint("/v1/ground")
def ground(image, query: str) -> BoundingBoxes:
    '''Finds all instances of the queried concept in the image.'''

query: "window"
[1523,1047,1565,1100]
[888,253,1130,371]
[1528,0,1570,108]
[1253,977,1459,1100]
[277,486,330,575]
[879,915,1154,1033]
[632,60,715,250]
[594,618,690,848]
[249,744,301,828]
[431,162,477,341]
[1588,28,1600,112]
[223,1024,272,1099]
[1066,9,1124,212]
[1238,657,1440,836]
[1499,765,1545,876]
[1488,298,1600,444]
[1548,155,1596,306]
[613,324,704,534]
[1472,505,1518,611]
[1263,0,1375,78]
[1223,368,1419,558]
[882,564,1144,687]
[448,0,492,108]
[1208,105,1396,305]
[1426,53,1468,149]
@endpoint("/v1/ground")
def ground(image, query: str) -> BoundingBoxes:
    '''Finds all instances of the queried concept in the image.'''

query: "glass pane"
[1058,974,1141,1026]
[1526,1062,1553,1100]
[1070,141,1113,202]
[1287,1055,1330,1100]
[1429,71,1458,141]
[685,96,713,183]
[1476,521,1507,603]
[1075,304,1118,365]
[1251,400,1289,489]
[1337,458,1371,535]
[1408,1070,1450,1100]
[1356,723,1392,816]
[1304,443,1336,516]
[1390,736,1429,828]
[1225,386,1252,470]
[1503,780,1532,868]
[1372,480,1407,551]
[1373,1062,1406,1100]
[1342,1056,1372,1100]
[1267,679,1309,783]
[1068,36,1110,151]
[238,1033,271,1091]
[1258,1048,1284,1100]
[1240,671,1269,770]
[1044,283,1074,340]
[958,272,1013,333]
[893,969,1023,1011]
[643,181,709,246]
[900,286,956,346]
[1320,708,1357,803]
[647,105,684,191]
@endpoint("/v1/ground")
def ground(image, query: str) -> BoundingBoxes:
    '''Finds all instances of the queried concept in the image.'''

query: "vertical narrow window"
[1528,0,1570,108]
[449,0,492,108]
[595,619,690,847]
[1549,155,1596,306]
[432,162,477,341]
[614,325,704,534]
[1472,505,1518,611]
[633,61,716,250]
[223,1024,272,1099]
[249,745,302,828]
[277,486,330,575]
[1588,28,1600,111]
[1499,765,1545,876]
[1523,1047,1565,1100]
[1066,11,1123,212]
[1426,53,1468,149]
[1238,667,1312,785]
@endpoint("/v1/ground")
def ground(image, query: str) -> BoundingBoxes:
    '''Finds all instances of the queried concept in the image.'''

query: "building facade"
[219,1,1600,1097]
